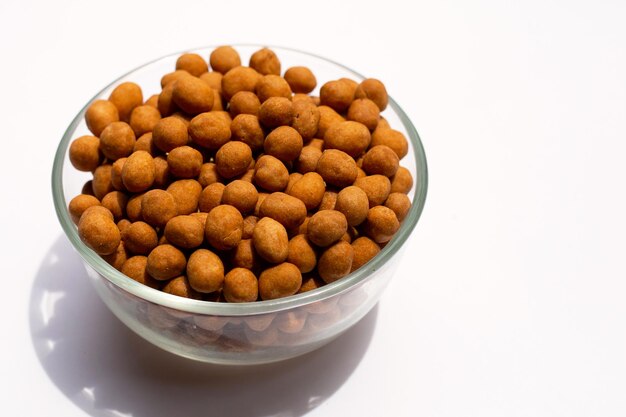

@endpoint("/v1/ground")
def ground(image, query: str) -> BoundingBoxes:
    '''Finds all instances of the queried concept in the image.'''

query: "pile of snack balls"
[68,46,413,303]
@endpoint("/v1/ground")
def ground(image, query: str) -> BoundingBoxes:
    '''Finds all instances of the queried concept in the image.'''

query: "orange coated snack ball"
[67,46,417,303]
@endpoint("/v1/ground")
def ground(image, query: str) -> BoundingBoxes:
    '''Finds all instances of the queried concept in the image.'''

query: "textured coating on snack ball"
[144,94,159,108]
[199,182,225,213]
[146,244,187,280]
[291,100,320,139]
[125,193,143,222]
[161,69,191,88]
[324,121,371,158]
[157,82,177,116]
[229,91,261,117]
[167,179,203,215]
[285,172,303,194]
[249,47,281,75]
[189,112,231,150]
[258,97,293,128]
[318,190,338,211]
[68,194,101,225]
[362,145,400,177]
[129,105,161,137]
[111,158,129,193]
[210,46,241,74]
[350,237,381,272]
[121,256,159,288]
[224,268,259,302]
[287,172,325,210]
[253,155,289,192]
[390,166,414,194]
[152,117,188,152]
[355,78,388,111]
[287,234,317,273]
[259,192,307,230]
[335,186,370,226]
[318,240,354,283]
[101,191,128,222]
[370,128,409,159]
[198,162,222,187]
[187,248,225,293]
[69,135,102,172]
[204,204,243,251]
[347,98,380,131]
[354,175,391,207]
[320,79,355,113]
[316,105,344,138]
[92,164,114,200]
[176,53,208,77]
[99,121,136,161]
[307,210,348,247]
[316,149,358,188]
[78,207,121,255]
[231,239,262,270]
[295,145,322,174]
[215,141,252,178]
[284,66,317,94]
[167,146,203,178]
[163,276,202,299]
[230,114,264,151]
[172,75,214,114]
[364,205,400,243]
[109,82,143,122]
[259,263,302,300]
[222,66,261,100]
[384,192,412,222]
[122,151,155,192]
[122,221,158,255]
[102,241,128,271]
[256,75,292,102]
[152,155,171,189]
[164,215,204,249]
[85,99,119,136]
[200,71,223,92]
[264,126,303,162]
[253,217,289,263]
[242,215,259,239]
[221,180,258,214]
[133,133,158,156]
[141,189,177,227]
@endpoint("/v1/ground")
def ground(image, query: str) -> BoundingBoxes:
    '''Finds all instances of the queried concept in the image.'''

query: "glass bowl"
[51,45,428,365]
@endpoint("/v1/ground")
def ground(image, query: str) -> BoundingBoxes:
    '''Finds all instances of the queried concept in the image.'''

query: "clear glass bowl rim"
[51,44,428,316]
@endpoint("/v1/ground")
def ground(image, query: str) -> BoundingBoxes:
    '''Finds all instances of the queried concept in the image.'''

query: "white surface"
[2,0,626,415]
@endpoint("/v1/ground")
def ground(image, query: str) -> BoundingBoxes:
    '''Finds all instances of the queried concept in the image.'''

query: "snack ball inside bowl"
[52,45,428,365]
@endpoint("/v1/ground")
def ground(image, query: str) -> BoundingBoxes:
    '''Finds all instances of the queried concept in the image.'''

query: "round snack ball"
[324,121,371,158]
[122,221,158,255]
[295,145,322,174]
[101,191,128,222]
[144,94,159,108]
[92,164,114,200]
[172,75,214,114]
[199,182,225,213]
[205,204,243,251]
[78,206,120,255]
[152,117,188,153]
[102,241,128,271]
[316,149,358,188]
[354,174,392,207]
[335,186,370,226]
[167,179,203,214]
[68,194,101,225]
[109,82,143,122]
[285,172,303,194]
[99,121,136,160]
[122,150,155,192]
[121,256,159,288]
[385,192,412,222]
[284,66,317,94]
[157,82,177,116]
[249,47,281,75]
[110,158,126,190]
[390,166,414,194]
[176,53,208,77]
[117,218,132,234]
[355,78,388,111]
[161,69,191,88]
[363,205,400,243]
[146,244,187,280]
[69,135,102,172]
[347,98,380,131]
[215,141,252,178]
[318,190,338,211]
[298,275,324,293]
[85,99,119,136]
[256,74,292,102]
[253,155,289,192]
[259,192,307,230]
[350,236,381,272]
[318,240,354,283]
[287,234,317,273]
[316,105,345,138]
[164,215,204,249]
[291,99,320,140]
[190,212,208,228]
[231,239,262,270]
[125,193,143,222]
[153,155,172,189]
[187,249,224,293]
[362,145,400,177]
[307,210,348,247]
[224,268,259,303]
[188,111,231,150]
[264,126,303,162]
[133,132,157,155]
[167,146,203,178]
[229,91,261,117]
[210,46,241,74]
[252,217,288,263]
[287,172,325,210]
[258,97,293,128]
[163,276,202,299]
[242,215,259,239]
[198,162,222,187]
[221,66,261,100]
[129,105,161,137]
[141,189,177,227]
[370,128,409,159]
[230,114,265,151]
[221,180,258,214]
[320,79,356,113]
[259,263,302,300]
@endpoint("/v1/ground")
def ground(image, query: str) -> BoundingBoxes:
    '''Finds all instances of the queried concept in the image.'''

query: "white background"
[2,0,626,416]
